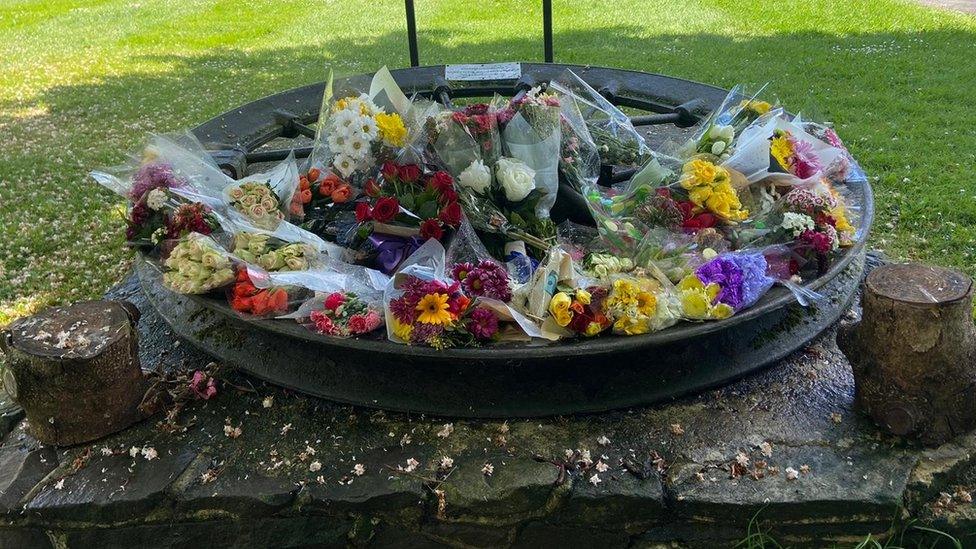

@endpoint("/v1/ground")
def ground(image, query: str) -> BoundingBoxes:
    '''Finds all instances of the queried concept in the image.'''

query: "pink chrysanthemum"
[456,260,512,302]
[789,138,823,179]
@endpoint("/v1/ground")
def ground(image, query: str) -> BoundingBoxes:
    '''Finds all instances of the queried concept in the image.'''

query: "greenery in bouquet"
[590,125,650,167]
[387,274,500,348]
[162,234,235,294]
[231,232,313,272]
[454,156,556,259]
[227,180,286,230]
[308,291,384,337]
[497,87,561,135]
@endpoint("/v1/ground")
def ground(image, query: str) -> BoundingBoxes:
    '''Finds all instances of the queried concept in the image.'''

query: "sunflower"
[415,293,453,325]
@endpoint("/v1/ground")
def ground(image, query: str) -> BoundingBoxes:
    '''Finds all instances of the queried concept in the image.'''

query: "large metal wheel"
[140,63,873,417]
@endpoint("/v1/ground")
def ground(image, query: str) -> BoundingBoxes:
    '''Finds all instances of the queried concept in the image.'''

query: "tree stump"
[838,263,976,445]
[0,301,148,446]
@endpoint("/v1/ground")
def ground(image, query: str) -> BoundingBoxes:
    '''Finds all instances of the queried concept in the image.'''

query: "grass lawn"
[1,0,975,324]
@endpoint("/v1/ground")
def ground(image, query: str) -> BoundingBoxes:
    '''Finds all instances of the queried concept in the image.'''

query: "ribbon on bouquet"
[369,233,425,274]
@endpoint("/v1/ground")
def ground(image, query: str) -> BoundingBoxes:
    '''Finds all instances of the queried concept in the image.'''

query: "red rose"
[355,202,372,222]
[682,212,716,232]
[372,197,400,223]
[569,309,593,333]
[381,162,399,181]
[438,188,458,204]
[451,111,468,125]
[364,178,381,198]
[324,292,345,311]
[419,218,444,241]
[438,201,462,227]
[430,171,454,194]
[398,164,421,183]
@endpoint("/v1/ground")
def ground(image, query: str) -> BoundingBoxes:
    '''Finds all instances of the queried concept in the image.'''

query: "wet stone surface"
[0,260,975,548]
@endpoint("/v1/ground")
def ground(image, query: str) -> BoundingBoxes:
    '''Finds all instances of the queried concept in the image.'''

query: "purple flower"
[131,162,185,201]
[468,307,499,340]
[695,257,745,309]
[728,253,774,310]
[454,260,512,302]
[410,322,444,345]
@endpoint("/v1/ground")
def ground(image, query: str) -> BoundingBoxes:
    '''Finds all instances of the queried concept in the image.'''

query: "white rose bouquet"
[454,155,556,260]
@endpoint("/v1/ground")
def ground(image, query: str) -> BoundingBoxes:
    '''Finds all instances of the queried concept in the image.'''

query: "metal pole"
[405,0,419,67]
[542,0,553,62]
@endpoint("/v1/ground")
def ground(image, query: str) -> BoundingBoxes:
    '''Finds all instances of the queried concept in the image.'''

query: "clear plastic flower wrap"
[550,79,601,194]
[90,133,224,252]
[549,69,650,168]
[676,84,781,163]
[160,232,236,295]
[383,239,543,348]
[498,87,562,218]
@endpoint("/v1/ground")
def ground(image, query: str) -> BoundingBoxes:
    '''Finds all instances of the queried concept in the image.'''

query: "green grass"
[2,0,976,324]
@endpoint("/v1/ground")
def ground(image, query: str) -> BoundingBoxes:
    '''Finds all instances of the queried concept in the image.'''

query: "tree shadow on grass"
[1,24,976,276]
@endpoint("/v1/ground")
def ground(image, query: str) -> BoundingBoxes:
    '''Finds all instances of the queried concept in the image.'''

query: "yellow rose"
[549,292,573,327]
[576,289,592,305]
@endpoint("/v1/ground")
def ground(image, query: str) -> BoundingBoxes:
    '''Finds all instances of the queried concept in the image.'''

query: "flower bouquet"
[603,276,681,335]
[683,85,778,162]
[231,232,316,272]
[675,251,774,320]
[545,286,612,337]
[162,233,236,294]
[354,162,463,273]
[307,291,385,337]
[229,266,293,317]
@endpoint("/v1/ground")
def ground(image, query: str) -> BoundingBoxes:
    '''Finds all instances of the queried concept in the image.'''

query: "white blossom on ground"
[262,396,274,408]
[785,467,799,480]
[309,461,322,472]
[481,463,494,476]
[439,457,454,469]
[597,435,610,446]
[437,423,454,438]
[353,464,366,476]
[589,473,602,486]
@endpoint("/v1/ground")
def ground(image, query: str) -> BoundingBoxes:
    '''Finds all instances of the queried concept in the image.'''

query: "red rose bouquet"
[354,162,463,273]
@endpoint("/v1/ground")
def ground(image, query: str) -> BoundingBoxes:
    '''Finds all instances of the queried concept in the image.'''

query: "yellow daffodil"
[376,112,407,147]
[415,293,452,325]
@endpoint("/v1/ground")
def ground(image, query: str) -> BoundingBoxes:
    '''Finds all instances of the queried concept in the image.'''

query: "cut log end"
[866,263,972,306]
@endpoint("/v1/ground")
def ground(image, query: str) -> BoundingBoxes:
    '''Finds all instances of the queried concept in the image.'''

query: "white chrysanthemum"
[333,153,357,178]
[332,108,359,129]
[343,133,370,160]
[326,132,346,153]
[358,115,378,139]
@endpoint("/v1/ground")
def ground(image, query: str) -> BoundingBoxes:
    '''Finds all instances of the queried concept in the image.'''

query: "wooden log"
[838,263,976,445]
[0,301,147,446]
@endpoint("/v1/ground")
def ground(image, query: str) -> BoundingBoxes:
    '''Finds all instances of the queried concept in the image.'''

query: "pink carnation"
[348,311,383,335]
